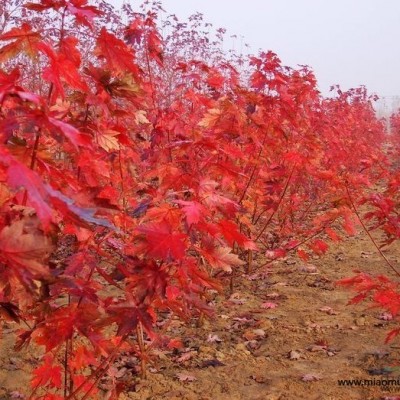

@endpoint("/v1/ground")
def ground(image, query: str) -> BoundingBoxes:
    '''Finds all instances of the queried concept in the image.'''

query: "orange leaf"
[202,246,245,272]
[0,210,54,278]
[0,23,41,61]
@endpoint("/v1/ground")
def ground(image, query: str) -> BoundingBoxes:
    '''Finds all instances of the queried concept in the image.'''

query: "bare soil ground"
[1,229,400,400]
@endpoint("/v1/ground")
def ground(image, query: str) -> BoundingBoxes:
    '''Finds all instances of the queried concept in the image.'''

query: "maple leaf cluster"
[0,0,396,398]
[336,105,400,345]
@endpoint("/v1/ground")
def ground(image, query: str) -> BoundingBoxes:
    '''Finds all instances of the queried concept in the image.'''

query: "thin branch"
[345,183,400,278]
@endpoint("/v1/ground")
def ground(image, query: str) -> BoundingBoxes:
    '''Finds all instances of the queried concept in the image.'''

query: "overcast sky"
[115,0,400,98]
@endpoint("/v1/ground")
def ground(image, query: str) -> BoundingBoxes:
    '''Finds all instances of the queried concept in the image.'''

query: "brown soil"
[1,229,400,400]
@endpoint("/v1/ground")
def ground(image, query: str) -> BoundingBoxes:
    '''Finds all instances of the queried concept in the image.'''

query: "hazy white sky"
[114,0,400,98]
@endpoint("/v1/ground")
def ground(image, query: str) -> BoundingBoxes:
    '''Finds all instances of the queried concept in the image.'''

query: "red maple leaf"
[176,200,205,226]
[137,221,187,260]
[297,249,310,261]
[373,289,400,316]
[38,41,88,97]
[106,300,155,337]
[69,345,98,371]
[207,70,224,89]
[200,244,245,272]
[59,36,81,66]
[218,219,257,250]
[67,0,102,29]
[147,28,163,66]
[95,28,139,76]
[33,304,105,352]
[0,23,41,62]
[31,355,62,389]
[48,117,91,148]
[4,154,54,228]
[125,259,169,302]
[309,239,329,255]
[124,17,144,46]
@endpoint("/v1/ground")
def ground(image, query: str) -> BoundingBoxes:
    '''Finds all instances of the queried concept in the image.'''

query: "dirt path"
[1,229,400,400]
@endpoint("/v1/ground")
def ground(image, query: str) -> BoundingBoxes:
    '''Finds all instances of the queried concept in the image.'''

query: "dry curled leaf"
[298,264,319,274]
[252,329,266,338]
[361,251,373,259]
[265,292,281,299]
[9,391,25,399]
[301,373,322,382]
[176,372,197,382]
[261,302,278,309]
[289,350,301,360]
[243,328,266,341]
[228,292,246,305]
[318,306,339,315]
[0,210,54,278]
[378,312,393,321]
[308,345,327,352]
[250,374,268,383]
[176,351,196,363]
[207,334,222,343]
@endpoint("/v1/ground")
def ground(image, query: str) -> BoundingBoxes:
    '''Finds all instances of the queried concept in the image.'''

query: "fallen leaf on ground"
[272,282,288,287]
[250,374,268,383]
[378,312,393,321]
[107,366,127,379]
[301,373,322,382]
[207,334,222,343]
[200,359,225,368]
[261,302,278,309]
[361,251,373,259]
[9,391,25,399]
[308,345,327,352]
[232,316,254,324]
[252,329,266,338]
[228,292,246,305]
[176,351,196,363]
[289,350,301,360]
[247,271,271,281]
[318,306,339,315]
[176,372,197,382]
[265,292,281,299]
[298,264,319,273]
